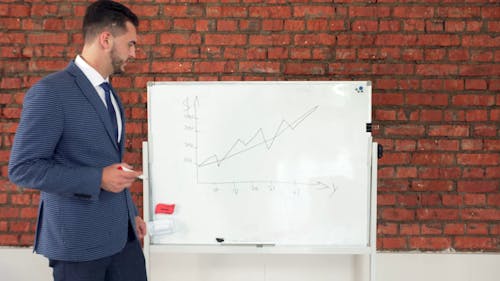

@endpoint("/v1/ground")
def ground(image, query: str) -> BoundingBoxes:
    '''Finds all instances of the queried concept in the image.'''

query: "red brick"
[352,20,378,32]
[437,7,481,18]
[460,64,500,76]
[250,6,291,18]
[378,180,410,192]
[349,6,391,17]
[329,63,371,75]
[448,49,469,61]
[394,7,434,18]
[417,34,461,46]
[373,64,414,75]
[452,94,495,106]
[488,194,500,206]
[375,34,417,46]
[337,34,375,46]
[465,110,488,121]
[378,152,410,165]
[428,125,469,137]
[151,61,192,73]
[160,33,201,45]
[290,48,311,59]
[409,237,451,250]
[421,224,442,235]
[267,47,288,59]
[418,139,459,151]
[473,124,498,137]
[412,180,454,192]
[420,194,442,206]
[444,223,465,235]
[404,19,425,32]
[0,207,19,218]
[416,64,458,75]
[239,61,280,74]
[163,5,204,17]
[454,237,496,250]
[463,167,486,179]
[381,208,415,221]
[250,34,289,45]
[461,139,483,151]
[328,20,346,31]
[397,194,418,206]
[284,20,305,31]
[464,194,486,206]
[395,140,417,151]
[28,33,68,45]
[9,221,31,232]
[458,181,499,193]
[11,194,31,205]
[284,63,325,75]
[457,154,499,165]
[442,194,463,207]
[293,6,334,17]
[381,237,407,250]
[486,166,500,179]
[335,48,356,60]
[0,4,30,17]
[379,20,400,32]
[411,153,455,165]
[294,34,335,46]
[0,234,18,245]
[378,223,398,235]
[400,223,420,235]
[262,20,284,31]
[173,19,195,31]
[446,20,466,32]
[425,49,446,61]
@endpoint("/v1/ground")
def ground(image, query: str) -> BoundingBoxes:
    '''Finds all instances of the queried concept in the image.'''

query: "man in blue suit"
[8,1,147,280]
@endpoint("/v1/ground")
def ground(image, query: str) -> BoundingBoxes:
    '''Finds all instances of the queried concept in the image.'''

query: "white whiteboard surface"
[147,81,372,247]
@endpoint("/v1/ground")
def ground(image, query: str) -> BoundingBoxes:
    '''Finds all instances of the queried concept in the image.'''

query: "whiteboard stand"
[142,141,151,280]
[142,141,378,281]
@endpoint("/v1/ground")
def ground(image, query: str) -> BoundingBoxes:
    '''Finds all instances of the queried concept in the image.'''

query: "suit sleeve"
[8,81,102,200]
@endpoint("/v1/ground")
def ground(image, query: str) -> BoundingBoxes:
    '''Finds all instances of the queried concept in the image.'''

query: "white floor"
[1,247,499,281]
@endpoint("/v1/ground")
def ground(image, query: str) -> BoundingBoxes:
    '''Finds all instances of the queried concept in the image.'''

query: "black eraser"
[215,237,224,243]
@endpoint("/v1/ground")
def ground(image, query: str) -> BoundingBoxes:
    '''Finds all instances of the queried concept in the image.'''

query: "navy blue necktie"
[100,82,119,143]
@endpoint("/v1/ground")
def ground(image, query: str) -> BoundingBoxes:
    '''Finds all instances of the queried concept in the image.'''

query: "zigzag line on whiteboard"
[197,105,319,168]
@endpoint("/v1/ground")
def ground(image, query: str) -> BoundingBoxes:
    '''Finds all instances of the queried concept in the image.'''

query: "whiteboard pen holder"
[148,219,175,237]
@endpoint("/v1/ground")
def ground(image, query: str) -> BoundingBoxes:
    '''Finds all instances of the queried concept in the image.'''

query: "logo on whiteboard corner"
[355,86,364,94]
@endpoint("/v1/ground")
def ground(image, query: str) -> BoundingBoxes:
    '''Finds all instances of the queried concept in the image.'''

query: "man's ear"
[98,31,113,50]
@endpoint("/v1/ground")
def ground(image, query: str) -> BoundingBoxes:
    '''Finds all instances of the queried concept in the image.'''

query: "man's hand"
[101,163,142,193]
[135,216,147,239]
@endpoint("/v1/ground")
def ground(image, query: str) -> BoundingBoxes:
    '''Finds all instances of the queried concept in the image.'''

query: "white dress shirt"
[74,55,122,143]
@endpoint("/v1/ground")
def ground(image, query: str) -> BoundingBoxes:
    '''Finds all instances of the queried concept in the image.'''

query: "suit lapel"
[65,61,120,153]
[109,83,126,154]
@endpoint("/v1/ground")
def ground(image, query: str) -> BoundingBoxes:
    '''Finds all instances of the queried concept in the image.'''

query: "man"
[8,1,148,280]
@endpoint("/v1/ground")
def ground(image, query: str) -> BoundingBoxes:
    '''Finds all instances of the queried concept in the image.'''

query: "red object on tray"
[155,203,175,214]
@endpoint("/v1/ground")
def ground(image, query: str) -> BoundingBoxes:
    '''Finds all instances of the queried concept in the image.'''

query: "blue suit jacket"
[8,61,138,262]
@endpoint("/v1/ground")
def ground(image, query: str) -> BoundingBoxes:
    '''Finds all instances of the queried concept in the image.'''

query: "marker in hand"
[118,166,144,180]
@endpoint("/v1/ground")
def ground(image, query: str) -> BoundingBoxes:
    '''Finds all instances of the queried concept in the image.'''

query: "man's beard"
[110,49,126,74]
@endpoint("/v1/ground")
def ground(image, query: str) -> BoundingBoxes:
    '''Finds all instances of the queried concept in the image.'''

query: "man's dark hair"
[83,0,139,43]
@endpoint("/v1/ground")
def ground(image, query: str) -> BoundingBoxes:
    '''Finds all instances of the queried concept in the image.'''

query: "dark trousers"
[49,225,147,281]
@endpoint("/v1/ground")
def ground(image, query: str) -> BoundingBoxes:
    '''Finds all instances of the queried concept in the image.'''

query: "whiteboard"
[147,81,372,247]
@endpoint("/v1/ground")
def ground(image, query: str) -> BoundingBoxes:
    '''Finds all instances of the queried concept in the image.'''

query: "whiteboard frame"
[142,81,378,281]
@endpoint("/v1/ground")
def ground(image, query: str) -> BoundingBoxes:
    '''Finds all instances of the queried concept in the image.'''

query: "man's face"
[109,21,137,74]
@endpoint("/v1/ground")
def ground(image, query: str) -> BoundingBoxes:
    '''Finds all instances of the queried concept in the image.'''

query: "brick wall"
[0,0,498,251]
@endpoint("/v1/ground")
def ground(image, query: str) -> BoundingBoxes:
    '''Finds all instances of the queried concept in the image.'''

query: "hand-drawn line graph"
[182,96,337,195]
[198,105,319,168]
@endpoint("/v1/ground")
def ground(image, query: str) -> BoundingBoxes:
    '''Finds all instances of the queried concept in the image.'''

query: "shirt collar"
[74,55,109,87]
